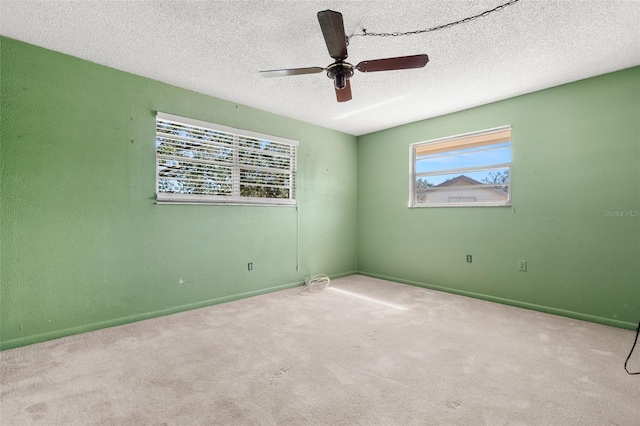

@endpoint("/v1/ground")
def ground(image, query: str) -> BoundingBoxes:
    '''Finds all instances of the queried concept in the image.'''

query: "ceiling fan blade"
[335,79,352,102]
[317,10,348,60]
[259,67,324,77]
[356,54,429,73]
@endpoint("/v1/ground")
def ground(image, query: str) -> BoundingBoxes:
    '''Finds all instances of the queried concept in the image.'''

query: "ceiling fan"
[259,10,429,102]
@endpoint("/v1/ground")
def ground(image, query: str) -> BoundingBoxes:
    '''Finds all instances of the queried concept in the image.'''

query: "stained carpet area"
[1,275,639,425]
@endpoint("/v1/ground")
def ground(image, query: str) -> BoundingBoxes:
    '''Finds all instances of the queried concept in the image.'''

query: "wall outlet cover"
[518,260,527,272]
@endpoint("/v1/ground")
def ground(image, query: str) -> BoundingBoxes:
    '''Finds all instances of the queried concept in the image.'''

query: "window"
[410,126,512,207]
[155,112,297,206]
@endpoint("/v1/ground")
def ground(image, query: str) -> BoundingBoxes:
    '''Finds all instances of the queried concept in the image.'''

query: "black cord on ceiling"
[348,0,522,40]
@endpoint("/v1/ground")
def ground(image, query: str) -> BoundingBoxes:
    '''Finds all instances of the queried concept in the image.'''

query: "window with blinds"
[410,126,512,207]
[156,112,297,206]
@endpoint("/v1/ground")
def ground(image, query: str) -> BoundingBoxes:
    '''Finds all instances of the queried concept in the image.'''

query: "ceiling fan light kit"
[259,9,429,102]
[326,62,354,90]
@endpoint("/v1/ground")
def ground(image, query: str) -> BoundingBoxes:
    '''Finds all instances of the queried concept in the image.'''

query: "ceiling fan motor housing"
[326,61,354,90]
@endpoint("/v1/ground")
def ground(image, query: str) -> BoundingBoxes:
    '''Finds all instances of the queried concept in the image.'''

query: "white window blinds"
[156,112,297,206]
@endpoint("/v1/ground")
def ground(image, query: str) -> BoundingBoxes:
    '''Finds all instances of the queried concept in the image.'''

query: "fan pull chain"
[348,0,521,41]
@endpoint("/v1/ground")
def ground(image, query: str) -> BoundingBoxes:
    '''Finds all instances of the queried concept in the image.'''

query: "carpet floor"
[1,275,639,425]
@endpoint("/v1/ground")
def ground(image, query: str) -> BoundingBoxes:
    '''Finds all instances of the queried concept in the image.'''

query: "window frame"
[409,125,512,208]
[155,112,298,206]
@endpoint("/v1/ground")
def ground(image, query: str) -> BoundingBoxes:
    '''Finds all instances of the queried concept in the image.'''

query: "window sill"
[156,194,296,207]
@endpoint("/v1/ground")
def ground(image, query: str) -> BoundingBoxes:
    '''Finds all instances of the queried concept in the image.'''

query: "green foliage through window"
[156,113,297,205]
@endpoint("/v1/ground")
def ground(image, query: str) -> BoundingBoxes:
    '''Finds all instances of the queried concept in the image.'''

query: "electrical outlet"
[518,260,527,272]
[466,255,472,263]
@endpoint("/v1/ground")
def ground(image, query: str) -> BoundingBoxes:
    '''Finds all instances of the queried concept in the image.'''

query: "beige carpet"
[1,275,639,425]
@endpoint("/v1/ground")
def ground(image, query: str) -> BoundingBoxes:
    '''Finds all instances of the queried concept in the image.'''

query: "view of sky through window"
[415,142,511,186]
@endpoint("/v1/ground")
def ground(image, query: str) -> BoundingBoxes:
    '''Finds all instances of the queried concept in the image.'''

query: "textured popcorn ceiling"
[1,0,639,136]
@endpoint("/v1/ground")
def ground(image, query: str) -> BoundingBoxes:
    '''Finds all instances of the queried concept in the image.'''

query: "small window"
[156,112,297,206]
[410,126,512,207]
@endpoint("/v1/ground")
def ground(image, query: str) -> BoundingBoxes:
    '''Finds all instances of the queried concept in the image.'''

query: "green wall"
[2,36,638,350]
[357,66,640,329]
[0,37,357,350]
